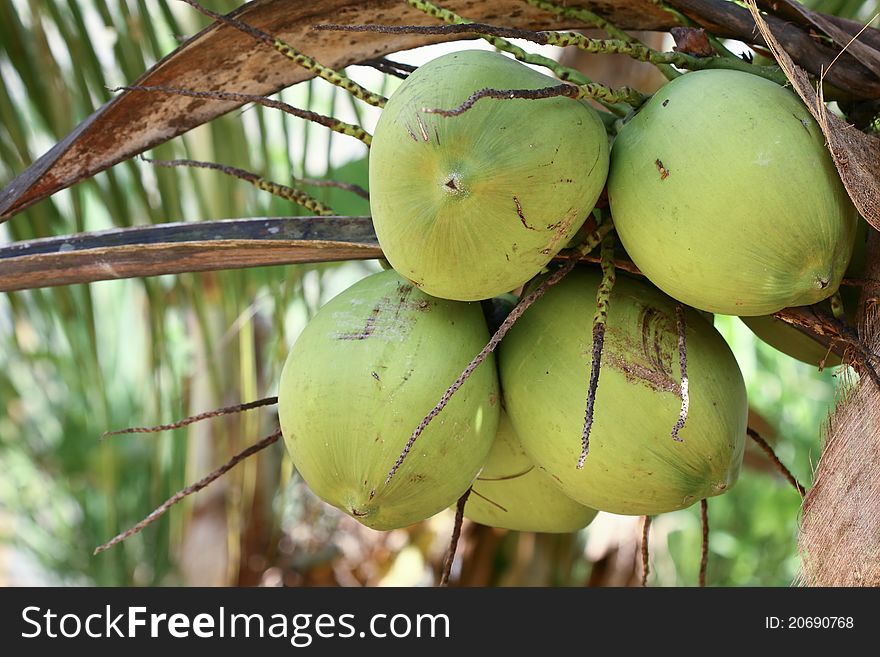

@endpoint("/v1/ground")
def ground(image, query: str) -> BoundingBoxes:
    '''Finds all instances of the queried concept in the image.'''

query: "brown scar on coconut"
[513,195,538,230]
[655,158,670,180]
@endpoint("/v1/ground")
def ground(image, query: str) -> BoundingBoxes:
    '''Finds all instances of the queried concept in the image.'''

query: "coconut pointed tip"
[701,479,732,501]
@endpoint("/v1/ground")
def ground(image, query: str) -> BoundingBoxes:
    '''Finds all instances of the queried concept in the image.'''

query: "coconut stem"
[385,222,613,485]
[671,303,689,443]
[316,22,784,87]
[102,396,278,438]
[296,178,370,201]
[579,232,617,469]
[699,498,709,587]
[641,515,652,587]
[404,0,630,116]
[323,22,673,78]
[523,0,681,81]
[423,84,578,117]
[525,0,634,43]
[405,0,582,84]
[142,158,335,215]
[747,428,807,496]
[423,82,646,117]
[114,85,372,146]
[179,0,386,107]
[534,30,781,84]
[439,488,471,587]
[94,428,282,555]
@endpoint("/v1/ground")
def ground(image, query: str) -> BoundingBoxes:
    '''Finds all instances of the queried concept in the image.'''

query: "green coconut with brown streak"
[499,269,747,515]
[369,49,609,301]
[466,411,598,533]
[608,69,857,316]
[278,269,500,530]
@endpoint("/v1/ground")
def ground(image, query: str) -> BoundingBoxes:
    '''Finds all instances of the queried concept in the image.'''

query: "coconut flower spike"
[144,158,335,215]
[387,222,614,486]
[579,231,616,468]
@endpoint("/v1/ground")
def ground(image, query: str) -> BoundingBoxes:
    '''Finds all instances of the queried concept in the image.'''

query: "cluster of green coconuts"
[278,50,859,533]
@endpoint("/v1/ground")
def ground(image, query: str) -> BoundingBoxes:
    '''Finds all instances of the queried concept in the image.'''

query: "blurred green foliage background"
[0,0,871,586]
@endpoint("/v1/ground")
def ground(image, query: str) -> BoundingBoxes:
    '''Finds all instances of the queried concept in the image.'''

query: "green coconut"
[741,314,842,366]
[278,269,500,531]
[498,269,747,515]
[466,411,598,533]
[608,69,857,316]
[740,217,867,366]
[369,49,609,301]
